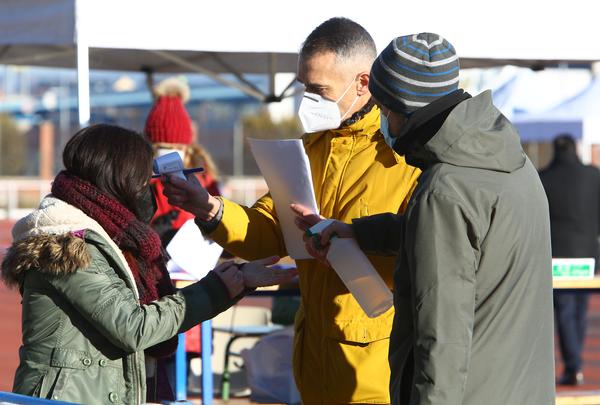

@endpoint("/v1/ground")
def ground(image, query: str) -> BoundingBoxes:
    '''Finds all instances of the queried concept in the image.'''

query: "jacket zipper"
[332,135,356,217]
[133,352,141,404]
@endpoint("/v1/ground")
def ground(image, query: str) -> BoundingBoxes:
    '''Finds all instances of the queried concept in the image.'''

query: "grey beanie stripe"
[378,56,459,88]
[369,33,460,114]
[392,38,458,68]
[370,73,428,109]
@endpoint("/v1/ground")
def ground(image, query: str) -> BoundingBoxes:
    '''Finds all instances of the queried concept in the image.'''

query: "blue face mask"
[380,112,396,150]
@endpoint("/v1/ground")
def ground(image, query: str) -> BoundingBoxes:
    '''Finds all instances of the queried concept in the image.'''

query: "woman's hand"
[162,173,222,221]
[241,256,298,288]
[213,261,244,298]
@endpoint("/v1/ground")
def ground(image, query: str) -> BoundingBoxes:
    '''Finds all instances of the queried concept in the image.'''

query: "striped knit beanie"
[369,33,459,114]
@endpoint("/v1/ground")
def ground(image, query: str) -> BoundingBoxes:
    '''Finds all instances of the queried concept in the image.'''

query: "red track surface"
[1,219,599,394]
[556,294,600,392]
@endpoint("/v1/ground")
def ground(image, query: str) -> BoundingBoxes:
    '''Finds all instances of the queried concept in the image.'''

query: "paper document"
[248,138,319,259]
[166,219,223,280]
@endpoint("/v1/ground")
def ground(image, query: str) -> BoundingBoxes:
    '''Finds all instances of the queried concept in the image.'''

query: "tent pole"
[142,68,156,99]
[210,53,264,95]
[0,49,76,66]
[75,0,90,126]
[149,50,266,102]
[268,53,276,99]
[233,119,244,176]
[277,75,300,99]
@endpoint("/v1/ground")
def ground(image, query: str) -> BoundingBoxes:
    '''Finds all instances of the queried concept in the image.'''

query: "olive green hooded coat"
[354,91,555,404]
[1,196,235,404]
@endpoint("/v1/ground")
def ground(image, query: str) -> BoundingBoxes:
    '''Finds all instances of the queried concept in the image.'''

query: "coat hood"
[1,196,133,291]
[412,90,526,173]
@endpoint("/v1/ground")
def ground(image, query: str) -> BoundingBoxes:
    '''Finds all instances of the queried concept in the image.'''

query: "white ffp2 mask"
[298,78,359,133]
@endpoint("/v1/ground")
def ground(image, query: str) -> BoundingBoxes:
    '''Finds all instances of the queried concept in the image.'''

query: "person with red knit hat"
[145,76,221,242]
[145,77,194,145]
[144,76,222,394]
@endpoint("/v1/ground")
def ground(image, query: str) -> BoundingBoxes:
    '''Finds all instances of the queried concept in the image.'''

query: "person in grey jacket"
[1,124,296,405]
[293,33,555,404]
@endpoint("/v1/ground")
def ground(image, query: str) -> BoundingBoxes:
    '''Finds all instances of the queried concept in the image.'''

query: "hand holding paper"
[290,204,329,264]
[291,204,356,264]
[293,207,392,318]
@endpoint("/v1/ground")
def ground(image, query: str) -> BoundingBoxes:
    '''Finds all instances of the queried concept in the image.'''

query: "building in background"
[0,66,302,178]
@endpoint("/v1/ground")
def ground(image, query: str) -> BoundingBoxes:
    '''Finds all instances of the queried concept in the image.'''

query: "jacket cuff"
[352,216,379,252]
[235,263,256,300]
[198,270,236,314]
[194,197,224,234]
[351,213,404,256]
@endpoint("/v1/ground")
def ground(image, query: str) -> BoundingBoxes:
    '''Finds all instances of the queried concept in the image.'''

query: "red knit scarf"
[51,171,178,359]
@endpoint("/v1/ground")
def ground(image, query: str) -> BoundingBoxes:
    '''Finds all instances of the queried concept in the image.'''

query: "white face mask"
[298,78,359,133]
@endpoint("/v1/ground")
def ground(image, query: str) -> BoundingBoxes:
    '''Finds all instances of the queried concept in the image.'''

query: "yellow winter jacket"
[210,105,420,404]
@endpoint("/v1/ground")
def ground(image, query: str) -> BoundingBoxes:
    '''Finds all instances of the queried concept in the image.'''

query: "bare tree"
[0,114,26,176]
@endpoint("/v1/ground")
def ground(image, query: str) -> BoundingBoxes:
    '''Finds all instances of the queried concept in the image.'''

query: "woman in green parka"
[0,124,296,405]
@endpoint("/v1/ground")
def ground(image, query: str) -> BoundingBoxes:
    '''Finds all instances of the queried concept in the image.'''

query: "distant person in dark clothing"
[540,134,600,386]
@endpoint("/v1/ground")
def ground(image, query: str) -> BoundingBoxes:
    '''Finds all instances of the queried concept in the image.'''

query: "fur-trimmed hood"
[1,196,135,294]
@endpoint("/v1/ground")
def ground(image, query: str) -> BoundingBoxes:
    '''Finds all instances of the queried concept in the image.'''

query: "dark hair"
[63,124,153,211]
[553,133,577,154]
[300,17,376,62]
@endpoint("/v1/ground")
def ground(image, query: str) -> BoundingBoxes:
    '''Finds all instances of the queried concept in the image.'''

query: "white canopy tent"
[512,75,600,145]
[1,0,600,125]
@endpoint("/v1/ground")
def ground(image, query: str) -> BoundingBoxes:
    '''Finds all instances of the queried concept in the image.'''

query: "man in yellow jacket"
[164,17,420,404]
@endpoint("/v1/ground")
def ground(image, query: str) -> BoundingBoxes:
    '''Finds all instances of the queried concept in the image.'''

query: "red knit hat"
[144,77,193,145]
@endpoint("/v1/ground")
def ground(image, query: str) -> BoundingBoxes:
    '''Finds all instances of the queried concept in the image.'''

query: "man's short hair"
[553,134,577,154]
[300,17,376,62]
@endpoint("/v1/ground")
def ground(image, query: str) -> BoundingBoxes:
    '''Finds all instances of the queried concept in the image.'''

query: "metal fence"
[0,176,267,221]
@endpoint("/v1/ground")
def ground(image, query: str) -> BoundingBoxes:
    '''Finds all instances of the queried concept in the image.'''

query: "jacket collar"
[392,90,471,159]
[3,196,139,297]
[303,104,403,163]
[404,91,525,173]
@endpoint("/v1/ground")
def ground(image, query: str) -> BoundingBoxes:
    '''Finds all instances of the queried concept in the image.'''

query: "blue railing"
[0,392,75,404]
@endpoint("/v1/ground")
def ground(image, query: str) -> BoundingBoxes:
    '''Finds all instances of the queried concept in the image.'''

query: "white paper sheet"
[248,138,319,260]
[166,219,223,280]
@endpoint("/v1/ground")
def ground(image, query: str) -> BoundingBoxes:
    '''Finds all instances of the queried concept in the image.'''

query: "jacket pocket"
[39,367,70,401]
[45,347,124,403]
[322,330,392,403]
[31,371,46,397]
[327,295,395,344]
[320,308,394,402]
[38,347,89,400]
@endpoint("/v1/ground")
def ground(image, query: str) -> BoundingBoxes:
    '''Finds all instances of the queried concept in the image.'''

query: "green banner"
[552,263,594,278]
